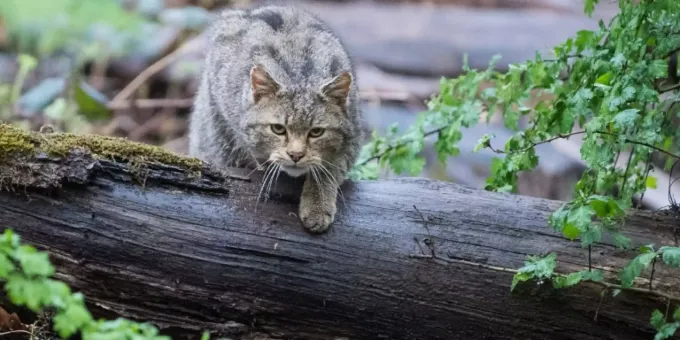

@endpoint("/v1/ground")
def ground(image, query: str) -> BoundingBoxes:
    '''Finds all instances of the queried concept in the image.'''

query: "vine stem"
[437,257,680,303]
[594,286,608,321]
[357,127,445,166]
[650,257,657,291]
[659,83,680,93]
[358,129,680,168]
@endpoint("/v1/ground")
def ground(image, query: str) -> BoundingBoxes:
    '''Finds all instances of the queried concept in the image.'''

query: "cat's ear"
[250,65,280,103]
[319,71,352,107]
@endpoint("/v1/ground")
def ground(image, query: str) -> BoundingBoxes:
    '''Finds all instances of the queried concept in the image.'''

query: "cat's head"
[241,64,354,177]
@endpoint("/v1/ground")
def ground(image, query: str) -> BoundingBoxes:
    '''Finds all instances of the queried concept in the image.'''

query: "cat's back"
[208,5,353,85]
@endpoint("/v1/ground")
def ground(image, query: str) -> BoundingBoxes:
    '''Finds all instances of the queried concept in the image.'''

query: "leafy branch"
[0,228,222,340]
[349,0,680,338]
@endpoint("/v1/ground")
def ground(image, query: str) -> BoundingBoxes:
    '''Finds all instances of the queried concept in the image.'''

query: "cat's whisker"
[315,164,346,207]
[246,159,271,177]
[320,159,344,172]
[309,166,324,201]
[273,162,283,192]
[318,159,349,202]
[265,163,281,202]
[263,163,280,203]
[255,162,276,211]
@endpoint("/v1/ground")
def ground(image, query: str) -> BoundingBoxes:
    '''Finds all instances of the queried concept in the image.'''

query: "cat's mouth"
[280,164,309,177]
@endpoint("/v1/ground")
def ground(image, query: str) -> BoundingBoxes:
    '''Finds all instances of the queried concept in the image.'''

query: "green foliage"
[619,246,658,287]
[511,252,605,291]
[0,228,170,339]
[350,0,680,338]
[553,269,604,289]
[0,0,145,60]
[659,246,680,267]
[616,245,680,289]
[3,55,111,130]
[511,253,557,291]
[651,308,680,340]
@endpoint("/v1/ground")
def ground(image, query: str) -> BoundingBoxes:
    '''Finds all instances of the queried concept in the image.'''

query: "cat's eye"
[308,127,325,138]
[270,124,286,135]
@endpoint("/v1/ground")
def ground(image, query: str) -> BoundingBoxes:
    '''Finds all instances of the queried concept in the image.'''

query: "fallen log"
[0,124,679,340]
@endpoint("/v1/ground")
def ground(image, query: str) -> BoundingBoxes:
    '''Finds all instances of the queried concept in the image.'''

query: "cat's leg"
[299,166,344,233]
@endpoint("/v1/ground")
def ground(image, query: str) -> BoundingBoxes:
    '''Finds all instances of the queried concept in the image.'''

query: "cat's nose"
[287,151,305,163]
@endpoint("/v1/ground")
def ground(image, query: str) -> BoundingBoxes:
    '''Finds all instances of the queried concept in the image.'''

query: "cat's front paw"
[299,198,336,233]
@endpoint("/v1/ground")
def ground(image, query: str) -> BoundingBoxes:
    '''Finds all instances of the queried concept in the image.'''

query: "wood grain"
[1,149,679,339]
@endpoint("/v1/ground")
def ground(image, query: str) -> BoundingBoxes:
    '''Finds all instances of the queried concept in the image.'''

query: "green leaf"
[640,244,656,254]
[584,0,598,16]
[612,233,632,249]
[646,176,658,189]
[652,309,666,330]
[53,303,93,339]
[595,72,612,85]
[554,271,583,288]
[588,195,624,218]
[659,247,680,267]
[549,204,570,232]
[655,323,679,340]
[649,60,668,79]
[562,223,581,240]
[567,205,595,230]
[5,276,46,311]
[0,253,16,278]
[581,225,602,246]
[521,253,556,277]
[73,81,111,121]
[511,253,559,291]
[619,252,657,288]
[474,134,492,152]
[612,109,640,130]
[581,269,603,282]
[511,271,532,292]
[17,245,54,277]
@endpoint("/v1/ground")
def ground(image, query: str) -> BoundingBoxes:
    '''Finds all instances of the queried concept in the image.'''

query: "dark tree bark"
[1,146,680,340]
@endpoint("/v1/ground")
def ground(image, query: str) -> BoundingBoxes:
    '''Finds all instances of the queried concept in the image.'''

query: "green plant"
[0,227,232,339]
[350,0,680,338]
[0,0,146,61]
[0,228,170,339]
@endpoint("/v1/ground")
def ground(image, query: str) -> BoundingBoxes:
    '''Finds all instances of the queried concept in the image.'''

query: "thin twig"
[594,286,608,321]
[110,37,202,105]
[620,145,636,196]
[0,330,30,336]
[650,257,657,291]
[430,256,680,303]
[359,128,680,168]
[108,98,194,110]
[490,130,680,160]
[357,128,444,166]
[637,153,654,209]
[588,245,592,272]
[659,83,680,93]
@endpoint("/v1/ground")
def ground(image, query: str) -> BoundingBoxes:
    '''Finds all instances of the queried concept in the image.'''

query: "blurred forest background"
[0,0,632,203]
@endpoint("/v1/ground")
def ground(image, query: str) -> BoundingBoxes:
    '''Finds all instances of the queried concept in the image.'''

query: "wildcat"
[188,5,362,233]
